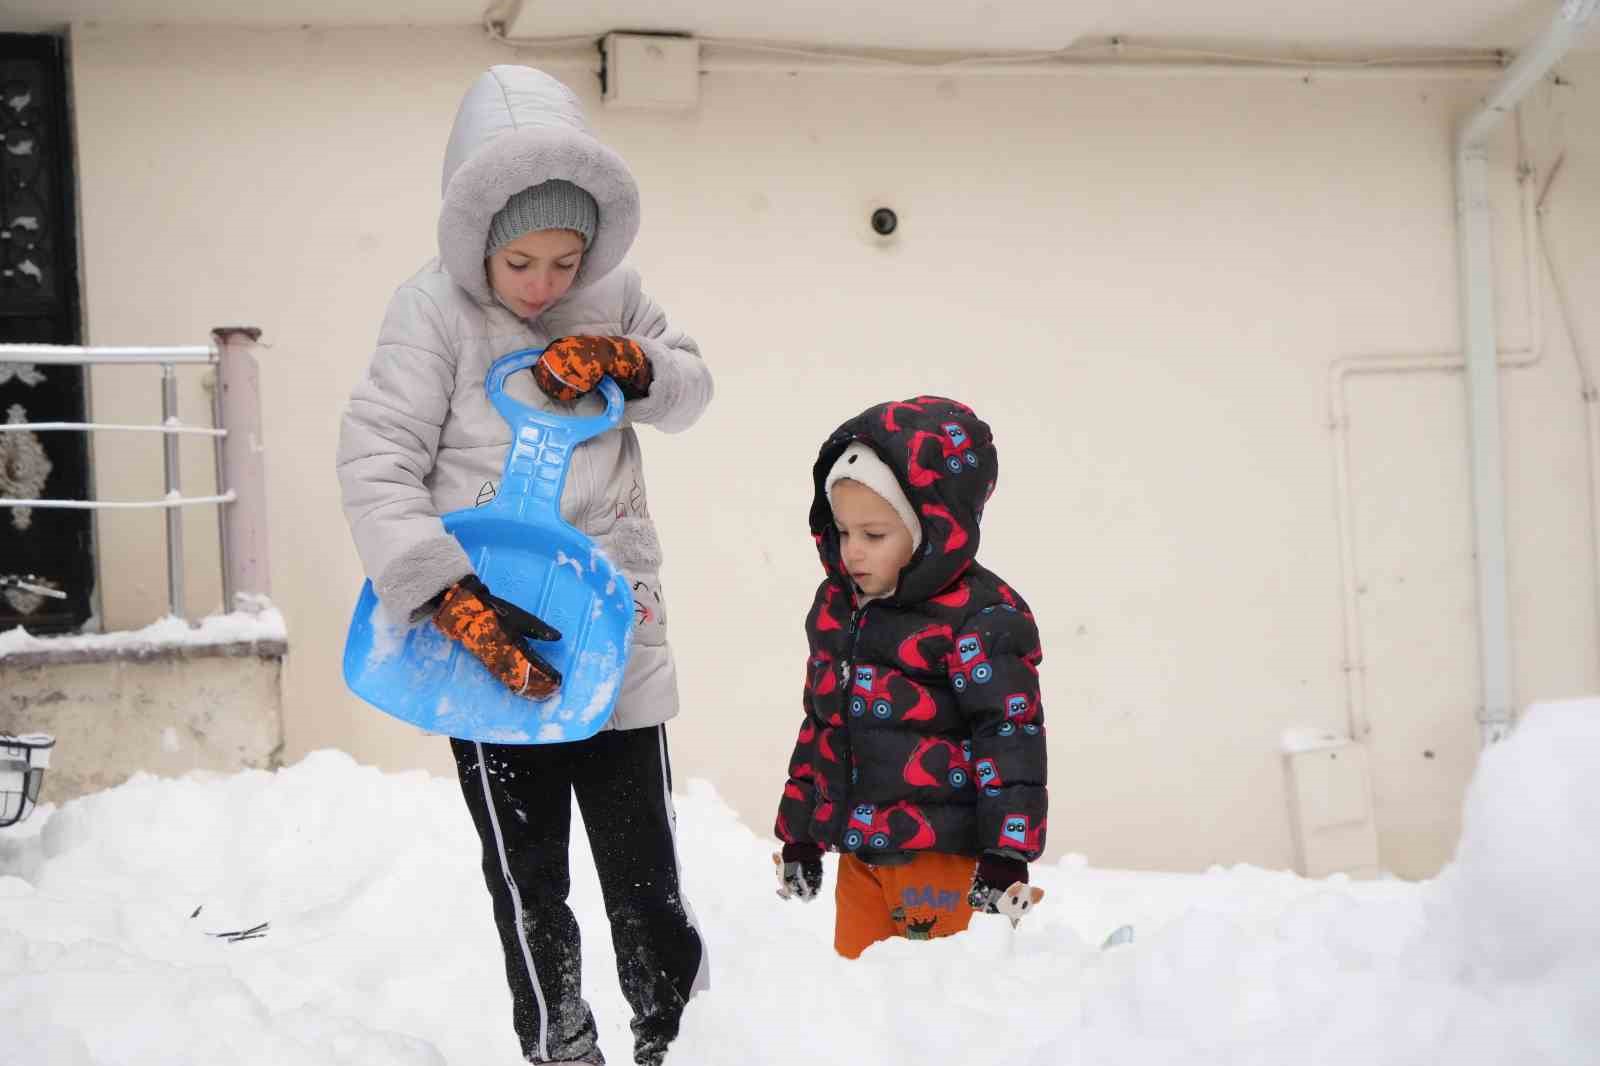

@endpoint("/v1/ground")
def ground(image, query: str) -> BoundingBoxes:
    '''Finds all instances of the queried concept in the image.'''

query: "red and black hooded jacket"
[774,396,1048,863]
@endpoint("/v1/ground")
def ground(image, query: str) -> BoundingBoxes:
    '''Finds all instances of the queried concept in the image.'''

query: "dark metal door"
[0,33,91,634]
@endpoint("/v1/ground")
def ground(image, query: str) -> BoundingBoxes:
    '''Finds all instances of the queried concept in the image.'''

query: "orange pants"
[834,851,980,959]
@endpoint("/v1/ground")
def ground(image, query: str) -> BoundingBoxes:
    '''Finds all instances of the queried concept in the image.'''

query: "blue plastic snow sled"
[342,349,634,744]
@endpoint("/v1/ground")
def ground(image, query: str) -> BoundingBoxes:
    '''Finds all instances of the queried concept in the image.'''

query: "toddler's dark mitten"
[968,852,1044,926]
[773,842,825,902]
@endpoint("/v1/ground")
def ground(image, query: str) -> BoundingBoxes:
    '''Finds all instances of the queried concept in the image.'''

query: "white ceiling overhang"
[2,0,1595,56]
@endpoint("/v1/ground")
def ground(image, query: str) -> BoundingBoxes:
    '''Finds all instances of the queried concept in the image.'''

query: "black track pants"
[451,725,708,1065]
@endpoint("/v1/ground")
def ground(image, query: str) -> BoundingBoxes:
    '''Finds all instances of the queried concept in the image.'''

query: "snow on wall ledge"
[0,602,288,668]
[0,605,287,803]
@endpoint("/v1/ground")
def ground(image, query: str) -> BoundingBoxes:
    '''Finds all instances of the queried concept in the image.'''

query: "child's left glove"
[772,843,824,901]
[968,852,1045,927]
[532,335,654,404]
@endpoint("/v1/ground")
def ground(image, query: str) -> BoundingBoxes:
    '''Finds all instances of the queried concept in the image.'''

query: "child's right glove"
[968,852,1045,927]
[431,575,563,700]
[772,842,824,901]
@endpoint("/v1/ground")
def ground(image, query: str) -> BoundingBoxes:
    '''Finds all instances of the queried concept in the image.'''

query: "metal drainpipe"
[1455,0,1598,745]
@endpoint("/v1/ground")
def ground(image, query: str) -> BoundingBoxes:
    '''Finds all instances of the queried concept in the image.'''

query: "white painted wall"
[65,23,1600,877]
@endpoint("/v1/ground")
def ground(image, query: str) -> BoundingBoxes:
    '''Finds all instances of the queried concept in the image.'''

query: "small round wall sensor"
[870,207,898,236]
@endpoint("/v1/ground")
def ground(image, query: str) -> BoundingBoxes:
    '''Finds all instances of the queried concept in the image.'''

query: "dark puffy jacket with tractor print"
[774,396,1047,864]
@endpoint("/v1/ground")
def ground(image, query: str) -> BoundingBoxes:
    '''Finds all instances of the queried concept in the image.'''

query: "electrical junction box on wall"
[1282,729,1381,878]
[602,33,700,111]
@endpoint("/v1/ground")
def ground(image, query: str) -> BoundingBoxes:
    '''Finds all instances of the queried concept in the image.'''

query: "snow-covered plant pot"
[0,733,54,827]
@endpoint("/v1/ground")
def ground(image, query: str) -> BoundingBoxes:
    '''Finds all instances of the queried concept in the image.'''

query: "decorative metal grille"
[0,70,54,309]
[0,34,90,634]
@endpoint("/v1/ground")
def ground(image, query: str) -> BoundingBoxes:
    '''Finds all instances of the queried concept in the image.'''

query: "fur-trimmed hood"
[437,65,640,305]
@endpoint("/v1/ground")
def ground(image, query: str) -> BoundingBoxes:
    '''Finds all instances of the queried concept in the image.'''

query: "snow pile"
[1427,698,1600,982]
[1,701,1597,1066]
[0,600,286,660]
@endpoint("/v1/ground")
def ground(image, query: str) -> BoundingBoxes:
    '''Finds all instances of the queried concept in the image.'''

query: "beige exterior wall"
[64,23,1600,877]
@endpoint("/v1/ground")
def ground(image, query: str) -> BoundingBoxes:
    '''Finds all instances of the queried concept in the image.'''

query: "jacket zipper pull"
[838,604,866,684]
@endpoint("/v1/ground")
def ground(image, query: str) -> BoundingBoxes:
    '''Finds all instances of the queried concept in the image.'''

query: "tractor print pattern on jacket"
[775,396,1048,862]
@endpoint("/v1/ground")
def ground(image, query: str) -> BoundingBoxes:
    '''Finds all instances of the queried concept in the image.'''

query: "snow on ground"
[2,699,1597,1066]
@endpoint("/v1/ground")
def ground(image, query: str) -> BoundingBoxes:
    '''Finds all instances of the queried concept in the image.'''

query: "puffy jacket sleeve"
[336,284,474,619]
[950,605,1048,861]
[774,683,822,847]
[620,270,713,434]
[775,584,837,847]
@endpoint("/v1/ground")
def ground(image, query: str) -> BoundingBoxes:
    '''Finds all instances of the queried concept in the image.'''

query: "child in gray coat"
[336,65,710,1066]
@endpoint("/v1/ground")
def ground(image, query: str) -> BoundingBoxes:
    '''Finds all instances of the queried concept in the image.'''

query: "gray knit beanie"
[486,180,599,255]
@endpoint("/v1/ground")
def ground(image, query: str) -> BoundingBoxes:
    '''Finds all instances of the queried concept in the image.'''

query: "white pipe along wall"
[1327,143,1544,744]
[491,32,1513,82]
[1535,159,1600,672]
[1454,0,1599,745]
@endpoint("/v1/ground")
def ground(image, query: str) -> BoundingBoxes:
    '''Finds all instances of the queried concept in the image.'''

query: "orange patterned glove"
[432,575,562,699]
[532,335,654,403]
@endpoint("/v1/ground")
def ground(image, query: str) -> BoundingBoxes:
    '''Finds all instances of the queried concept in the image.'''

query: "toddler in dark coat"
[773,395,1048,958]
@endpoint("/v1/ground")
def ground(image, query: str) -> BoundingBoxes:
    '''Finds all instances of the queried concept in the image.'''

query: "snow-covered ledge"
[0,607,288,668]
[0,605,287,804]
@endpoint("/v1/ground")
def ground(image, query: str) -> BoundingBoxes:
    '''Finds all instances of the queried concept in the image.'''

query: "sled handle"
[483,348,626,521]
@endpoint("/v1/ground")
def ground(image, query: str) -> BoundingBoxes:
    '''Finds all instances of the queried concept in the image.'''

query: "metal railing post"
[212,328,269,611]
[160,363,184,617]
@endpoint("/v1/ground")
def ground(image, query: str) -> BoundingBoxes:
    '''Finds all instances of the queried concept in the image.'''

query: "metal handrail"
[1,344,217,365]
[0,331,269,619]
[0,422,227,436]
[0,493,236,509]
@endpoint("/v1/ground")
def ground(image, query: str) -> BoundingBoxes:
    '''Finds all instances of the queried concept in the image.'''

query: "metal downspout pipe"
[1455,0,1598,744]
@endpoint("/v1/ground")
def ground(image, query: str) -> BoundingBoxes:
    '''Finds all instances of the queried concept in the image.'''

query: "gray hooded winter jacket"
[337,66,712,731]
